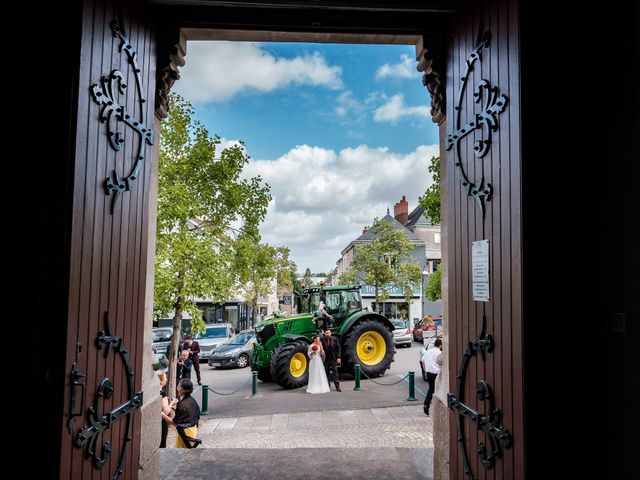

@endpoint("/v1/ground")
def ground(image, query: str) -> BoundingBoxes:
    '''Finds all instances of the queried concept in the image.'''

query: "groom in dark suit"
[321,328,341,392]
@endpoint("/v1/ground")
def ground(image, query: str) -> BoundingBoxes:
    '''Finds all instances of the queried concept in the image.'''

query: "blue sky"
[175,41,440,273]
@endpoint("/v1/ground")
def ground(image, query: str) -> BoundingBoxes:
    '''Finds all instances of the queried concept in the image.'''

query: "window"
[434,232,441,244]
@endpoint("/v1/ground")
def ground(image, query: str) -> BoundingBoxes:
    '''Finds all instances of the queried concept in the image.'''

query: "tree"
[233,236,277,323]
[418,156,441,224]
[424,264,442,301]
[302,267,315,288]
[274,246,298,314]
[154,94,271,394]
[341,220,422,313]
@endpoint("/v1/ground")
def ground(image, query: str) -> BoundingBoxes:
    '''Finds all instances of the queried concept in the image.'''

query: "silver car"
[194,324,235,361]
[391,319,412,348]
[152,327,174,356]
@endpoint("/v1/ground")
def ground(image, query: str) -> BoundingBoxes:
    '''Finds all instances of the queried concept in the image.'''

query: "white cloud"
[243,143,440,272]
[375,54,419,80]
[373,94,430,124]
[175,42,343,102]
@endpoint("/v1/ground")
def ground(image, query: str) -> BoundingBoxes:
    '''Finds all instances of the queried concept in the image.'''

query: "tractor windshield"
[301,291,320,313]
[325,290,361,319]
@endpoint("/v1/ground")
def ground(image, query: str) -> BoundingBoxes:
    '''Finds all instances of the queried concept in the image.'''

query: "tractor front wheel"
[270,341,310,389]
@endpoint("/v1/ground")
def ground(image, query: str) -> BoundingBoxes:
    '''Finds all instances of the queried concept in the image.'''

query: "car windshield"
[196,327,228,339]
[227,332,255,345]
[392,320,406,329]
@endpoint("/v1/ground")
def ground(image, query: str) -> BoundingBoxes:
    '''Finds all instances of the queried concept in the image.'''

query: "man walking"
[422,338,443,415]
[321,328,341,392]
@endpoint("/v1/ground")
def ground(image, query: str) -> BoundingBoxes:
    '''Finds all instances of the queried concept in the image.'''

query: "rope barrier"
[206,375,254,396]
[359,369,410,386]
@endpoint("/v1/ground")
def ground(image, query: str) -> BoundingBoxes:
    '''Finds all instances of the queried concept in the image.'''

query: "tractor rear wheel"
[270,341,310,389]
[343,320,394,378]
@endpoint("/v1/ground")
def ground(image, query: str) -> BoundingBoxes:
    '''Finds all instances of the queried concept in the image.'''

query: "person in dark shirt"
[170,378,201,448]
[182,335,202,385]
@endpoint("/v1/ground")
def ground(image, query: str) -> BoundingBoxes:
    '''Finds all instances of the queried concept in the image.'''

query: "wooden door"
[58,0,156,477]
[444,0,525,478]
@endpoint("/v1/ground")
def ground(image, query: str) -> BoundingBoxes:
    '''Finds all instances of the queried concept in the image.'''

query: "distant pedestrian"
[422,338,443,416]
[182,335,202,385]
[177,348,192,381]
[321,328,341,392]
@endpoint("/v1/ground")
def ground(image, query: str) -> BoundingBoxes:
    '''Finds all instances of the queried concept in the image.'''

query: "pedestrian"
[182,335,202,385]
[306,336,330,394]
[170,378,201,448]
[321,328,341,392]
[422,338,443,415]
[158,371,172,448]
[177,348,192,381]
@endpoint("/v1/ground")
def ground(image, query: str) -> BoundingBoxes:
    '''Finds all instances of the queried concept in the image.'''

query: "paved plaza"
[161,405,434,479]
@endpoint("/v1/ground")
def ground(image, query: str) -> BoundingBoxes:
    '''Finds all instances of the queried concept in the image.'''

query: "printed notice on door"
[472,239,490,302]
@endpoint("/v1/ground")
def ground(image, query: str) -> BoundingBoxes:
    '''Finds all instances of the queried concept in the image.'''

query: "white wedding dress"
[306,346,330,394]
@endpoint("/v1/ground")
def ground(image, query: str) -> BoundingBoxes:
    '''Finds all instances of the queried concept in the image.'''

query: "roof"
[405,205,434,228]
[354,214,423,242]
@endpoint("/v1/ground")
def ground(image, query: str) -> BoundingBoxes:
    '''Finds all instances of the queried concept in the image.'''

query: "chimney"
[394,195,408,225]
[362,226,369,234]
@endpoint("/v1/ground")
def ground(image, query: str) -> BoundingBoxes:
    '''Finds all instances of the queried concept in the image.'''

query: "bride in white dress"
[306,336,330,394]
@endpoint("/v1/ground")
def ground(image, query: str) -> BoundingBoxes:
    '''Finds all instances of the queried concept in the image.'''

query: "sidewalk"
[161,405,434,479]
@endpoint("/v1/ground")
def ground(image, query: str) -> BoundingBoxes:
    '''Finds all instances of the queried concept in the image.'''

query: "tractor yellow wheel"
[356,331,386,366]
[289,352,307,377]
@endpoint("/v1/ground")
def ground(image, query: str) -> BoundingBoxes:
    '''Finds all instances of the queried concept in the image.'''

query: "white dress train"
[306,347,330,394]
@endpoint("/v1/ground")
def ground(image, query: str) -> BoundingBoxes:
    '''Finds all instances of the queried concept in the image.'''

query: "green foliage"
[154,94,271,390]
[418,156,441,224]
[274,247,297,291]
[233,235,277,320]
[302,267,315,288]
[424,264,442,301]
[341,220,422,311]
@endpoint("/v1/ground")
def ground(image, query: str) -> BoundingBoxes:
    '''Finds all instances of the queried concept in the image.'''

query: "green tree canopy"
[418,156,441,224]
[154,93,271,392]
[302,267,315,288]
[424,264,442,301]
[340,219,422,311]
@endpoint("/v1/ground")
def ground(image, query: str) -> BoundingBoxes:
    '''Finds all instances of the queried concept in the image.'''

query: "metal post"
[406,371,417,401]
[354,364,361,391]
[251,370,258,397]
[201,384,209,415]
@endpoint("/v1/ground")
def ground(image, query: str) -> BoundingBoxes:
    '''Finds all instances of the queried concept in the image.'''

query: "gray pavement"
[161,405,433,479]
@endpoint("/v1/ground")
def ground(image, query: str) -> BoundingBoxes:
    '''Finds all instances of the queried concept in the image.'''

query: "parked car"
[195,323,235,361]
[152,327,174,356]
[391,319,412,347]
[412,316,440,342]
[208,330,257,369]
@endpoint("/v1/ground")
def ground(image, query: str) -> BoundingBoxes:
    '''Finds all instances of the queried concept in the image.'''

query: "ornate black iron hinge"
[90,19,154,214]
[448,315,512,479]
[67,362,86,434]
[72,312,143,479]
[446,30,509,218]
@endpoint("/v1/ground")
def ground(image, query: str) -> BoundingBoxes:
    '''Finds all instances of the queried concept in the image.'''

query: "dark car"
[208,330,257,369]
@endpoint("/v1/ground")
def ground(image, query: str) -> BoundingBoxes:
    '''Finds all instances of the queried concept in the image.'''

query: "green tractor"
[252,285,395,389]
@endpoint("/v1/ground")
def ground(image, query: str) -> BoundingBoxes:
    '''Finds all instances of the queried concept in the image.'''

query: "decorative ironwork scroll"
[448,315,512,479]
[446,30,508,218]
[90,20,154,213]
[73,312,143,479]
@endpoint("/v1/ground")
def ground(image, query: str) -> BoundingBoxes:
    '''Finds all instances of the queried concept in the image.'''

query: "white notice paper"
[472,239,490,302]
